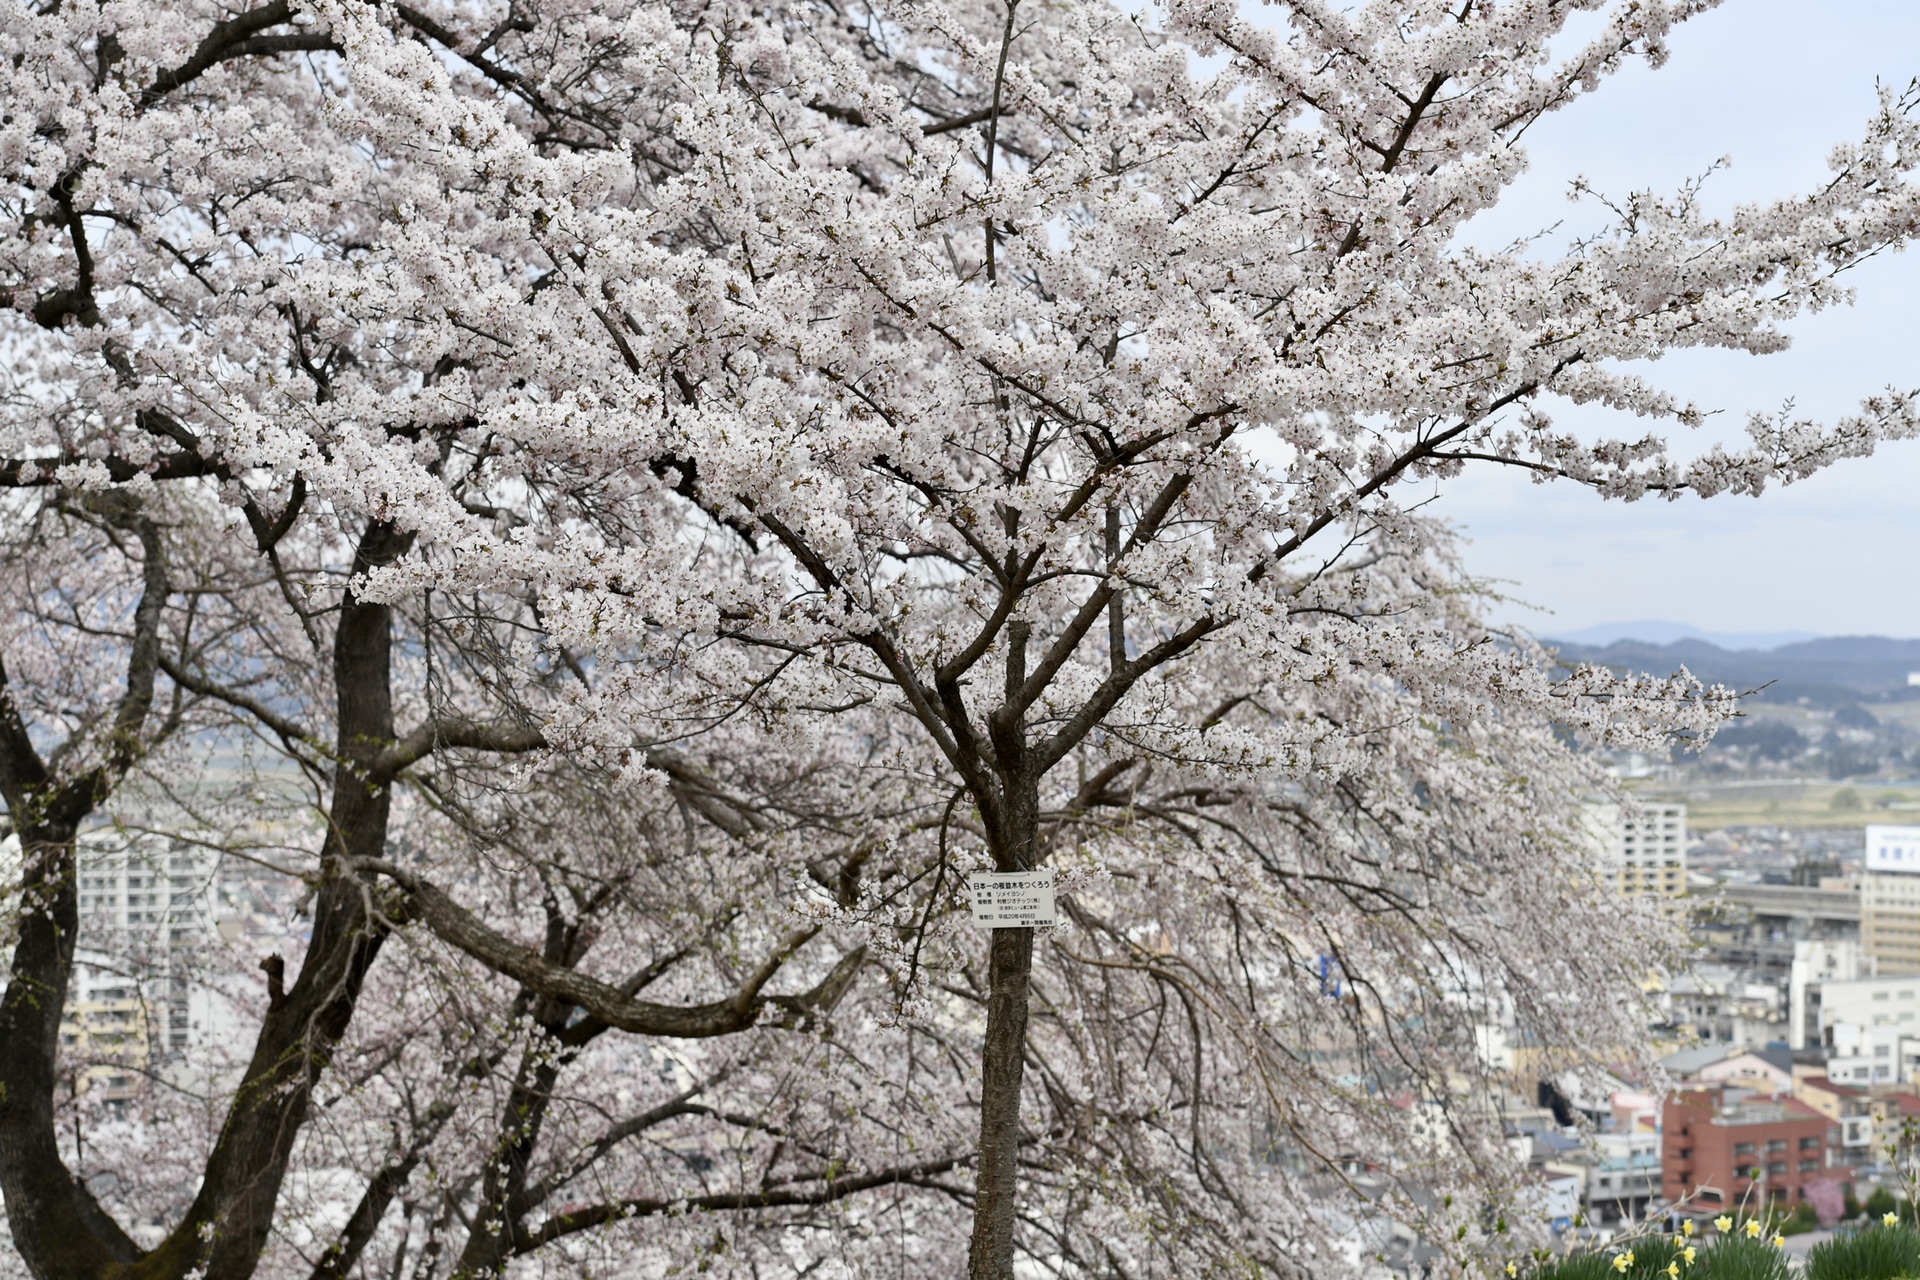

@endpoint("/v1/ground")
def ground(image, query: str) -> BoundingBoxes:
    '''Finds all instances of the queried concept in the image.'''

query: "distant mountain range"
[1544,620,1819,651]
[1542,634,1920,703]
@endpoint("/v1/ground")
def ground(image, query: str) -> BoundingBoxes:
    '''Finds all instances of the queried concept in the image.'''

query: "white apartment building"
[1790,938,1868,1050]
[66,831,223,1096]
[1586,800,1688,899]
[1862,825,1920,975]
[1824,1023,1920,1086]
[1817,973,1920,1058]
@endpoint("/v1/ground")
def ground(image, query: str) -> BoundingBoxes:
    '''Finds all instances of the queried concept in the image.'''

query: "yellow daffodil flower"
[1714,1215,1732,1233]
[1612,1255,1630,1274]
[1888,1212,1901,1227]
[1772,1234,1786,1249]
[1507,1265,1517,1278]
[1682,1220,1695,1237]
[1666,1264,1679,1278]
[1744,1219,1762,1238]
[1683,1246,1696,1264]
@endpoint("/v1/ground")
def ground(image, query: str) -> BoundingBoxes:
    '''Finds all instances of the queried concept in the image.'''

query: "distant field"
[1644,781,1920,829]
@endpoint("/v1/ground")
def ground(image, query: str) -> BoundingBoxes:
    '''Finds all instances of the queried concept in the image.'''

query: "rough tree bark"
[968,923,1036,1280]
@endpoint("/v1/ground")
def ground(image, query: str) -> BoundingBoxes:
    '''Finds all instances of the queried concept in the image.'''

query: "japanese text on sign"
[968,869,1057,928]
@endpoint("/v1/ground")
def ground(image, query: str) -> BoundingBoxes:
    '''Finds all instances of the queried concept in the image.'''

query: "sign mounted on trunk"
[967,869,1057,928]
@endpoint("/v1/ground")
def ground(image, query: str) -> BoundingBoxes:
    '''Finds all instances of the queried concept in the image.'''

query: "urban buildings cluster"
[1490,813,1920,1249]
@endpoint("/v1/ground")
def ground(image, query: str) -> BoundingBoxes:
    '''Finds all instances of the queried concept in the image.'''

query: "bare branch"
[514,1154,974,1252]
[363,863,864,1039]
[373,719,546,780]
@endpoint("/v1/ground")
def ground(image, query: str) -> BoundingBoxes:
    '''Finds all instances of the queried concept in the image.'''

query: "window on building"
[1800,1137,1819,1151]
[1768,1140,1788,1153]
[1768,1162,1787,1176]
[1800,1160,1821,1172]
[1735,1143,1755,1156]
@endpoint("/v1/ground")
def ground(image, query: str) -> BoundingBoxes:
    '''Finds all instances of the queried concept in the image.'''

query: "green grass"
[1805,1223,1920,1280]
[1694,1235,1792,1280]
[1522,1230,1795,1280]
[1522,1234,1697,1280]
[1525,1222,1920,1280]
[1520,1254,1623,1280]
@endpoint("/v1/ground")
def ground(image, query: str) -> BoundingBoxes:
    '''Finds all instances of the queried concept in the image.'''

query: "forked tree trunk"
[0,521,408,1280]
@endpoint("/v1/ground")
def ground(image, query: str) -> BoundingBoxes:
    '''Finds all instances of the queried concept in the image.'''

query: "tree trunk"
[967,921,1035,1280]
[449,1054,560,1277]
[171,521,410,1280]
[0,820,145,1280]
[968,619,1040,1280]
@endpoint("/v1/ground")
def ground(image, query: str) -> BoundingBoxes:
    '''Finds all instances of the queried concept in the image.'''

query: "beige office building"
[1862,825,1920,975]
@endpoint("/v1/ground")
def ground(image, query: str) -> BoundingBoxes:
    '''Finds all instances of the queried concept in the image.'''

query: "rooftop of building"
[1525,1131,1587,1156]
[1663,1044,1731,1076]
[1798,1075,1865,1098]
[1670,1087,1833,1127]
[1711,1100,1801,1126]
[1701,1046,1795,1075]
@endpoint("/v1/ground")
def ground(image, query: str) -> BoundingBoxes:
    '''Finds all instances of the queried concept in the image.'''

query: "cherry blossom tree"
[4,0,1919,1278]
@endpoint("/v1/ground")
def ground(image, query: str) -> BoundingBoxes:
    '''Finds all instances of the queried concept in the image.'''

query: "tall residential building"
[1861,825,1920,975]
[65,830,222,1096]
[1588,801,1688,898]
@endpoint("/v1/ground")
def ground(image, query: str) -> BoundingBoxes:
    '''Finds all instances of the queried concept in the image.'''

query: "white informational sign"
[1866,825,1920,874]
[968,869,1058,928]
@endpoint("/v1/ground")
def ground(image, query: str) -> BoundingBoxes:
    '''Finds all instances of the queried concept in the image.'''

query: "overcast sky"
[1418,1,1920,640]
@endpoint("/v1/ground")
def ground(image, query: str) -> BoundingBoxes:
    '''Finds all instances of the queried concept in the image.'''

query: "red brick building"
[1662,1086,1845,1210]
